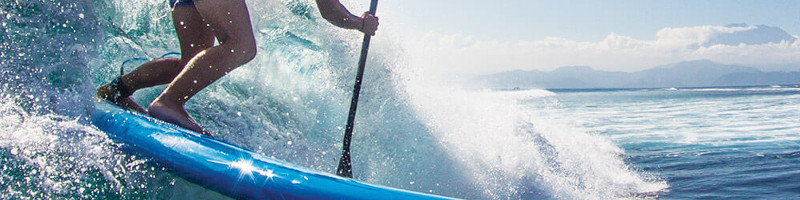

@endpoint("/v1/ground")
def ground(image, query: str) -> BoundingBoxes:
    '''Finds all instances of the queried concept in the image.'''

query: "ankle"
[150,96,185,110]
[110,77,135,98]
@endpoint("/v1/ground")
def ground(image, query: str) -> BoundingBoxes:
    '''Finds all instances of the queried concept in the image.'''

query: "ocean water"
[539,86,800,199]
[2,0,796,199]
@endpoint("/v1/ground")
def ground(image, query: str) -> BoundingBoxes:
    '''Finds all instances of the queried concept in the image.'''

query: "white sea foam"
[0,94,234,199]
[402,75,667,198]
[0,96,114,198]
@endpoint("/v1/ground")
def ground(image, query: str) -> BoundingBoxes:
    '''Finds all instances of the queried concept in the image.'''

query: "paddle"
[336,0,379,178]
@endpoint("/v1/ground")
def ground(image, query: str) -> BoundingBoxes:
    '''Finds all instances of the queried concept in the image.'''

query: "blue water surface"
[543,86,800,199]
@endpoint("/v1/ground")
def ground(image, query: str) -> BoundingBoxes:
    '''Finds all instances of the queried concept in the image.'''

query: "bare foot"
[148,100,213,137]
[97,85,147,113]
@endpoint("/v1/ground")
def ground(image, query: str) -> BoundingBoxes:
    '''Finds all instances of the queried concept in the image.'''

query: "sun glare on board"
[222,159,277,183]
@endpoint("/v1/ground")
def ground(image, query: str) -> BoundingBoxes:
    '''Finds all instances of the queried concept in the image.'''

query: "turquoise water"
[4,0,796,199]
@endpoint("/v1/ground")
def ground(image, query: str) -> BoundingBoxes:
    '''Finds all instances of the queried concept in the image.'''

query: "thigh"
[192,0,255,45]
[172,5,215,64]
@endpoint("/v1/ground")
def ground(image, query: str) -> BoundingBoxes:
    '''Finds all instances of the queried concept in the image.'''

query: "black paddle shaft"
[337,0,379,178]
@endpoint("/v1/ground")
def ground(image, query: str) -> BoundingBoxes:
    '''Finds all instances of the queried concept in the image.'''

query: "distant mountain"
[475,24,800,89]
[715,71,800,86]
[476,60,800,89]
[631,60,762,88]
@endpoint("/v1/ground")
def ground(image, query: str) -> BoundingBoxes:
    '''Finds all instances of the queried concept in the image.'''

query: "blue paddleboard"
[91,101,454,200]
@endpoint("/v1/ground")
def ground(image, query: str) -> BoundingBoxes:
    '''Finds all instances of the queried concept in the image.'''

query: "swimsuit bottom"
[169,0,194,8]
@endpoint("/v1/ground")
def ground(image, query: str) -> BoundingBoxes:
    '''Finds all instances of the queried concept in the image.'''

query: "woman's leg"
[96,3,215,113]
[148,0,257,134]
[124,4,216,88]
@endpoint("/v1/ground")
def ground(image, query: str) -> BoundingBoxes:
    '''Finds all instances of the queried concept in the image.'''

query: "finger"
[361,12,373,18]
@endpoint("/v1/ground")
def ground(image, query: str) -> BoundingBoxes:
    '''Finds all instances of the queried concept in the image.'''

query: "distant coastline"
[475,60,800,90]
[541,84,800,93]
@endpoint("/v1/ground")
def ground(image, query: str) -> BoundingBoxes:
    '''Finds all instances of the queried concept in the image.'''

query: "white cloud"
[654,25,756,46]
[407,25,800,74]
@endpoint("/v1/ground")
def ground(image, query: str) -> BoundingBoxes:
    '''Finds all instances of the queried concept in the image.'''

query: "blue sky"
[384,0,800,42]
[367,0,800,74]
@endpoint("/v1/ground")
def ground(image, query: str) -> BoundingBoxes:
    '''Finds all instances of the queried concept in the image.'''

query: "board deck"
[91,101,453,200]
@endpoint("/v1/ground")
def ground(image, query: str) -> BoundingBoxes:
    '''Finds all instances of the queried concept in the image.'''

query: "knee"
[242,42,257,63]
[231,38,257,65]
